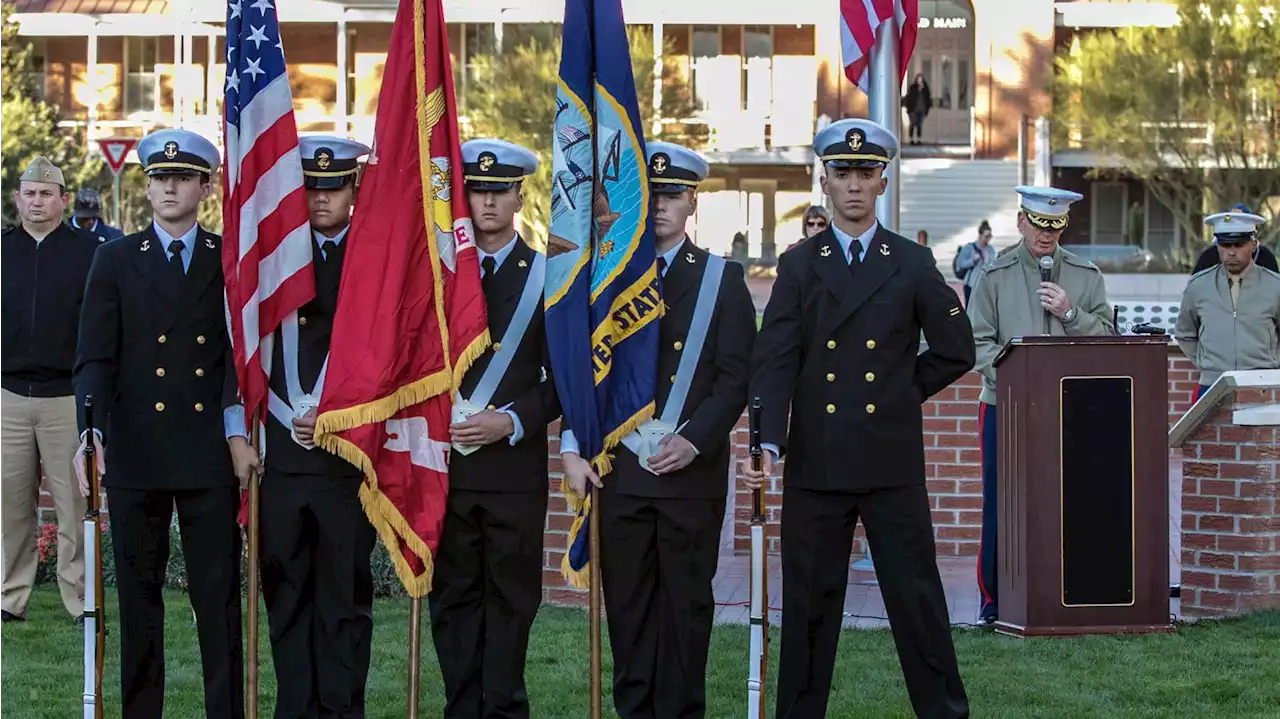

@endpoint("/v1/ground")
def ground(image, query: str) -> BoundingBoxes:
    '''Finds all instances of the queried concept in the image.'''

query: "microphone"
[1039,255,1054,283]
[1132,323,1168,336]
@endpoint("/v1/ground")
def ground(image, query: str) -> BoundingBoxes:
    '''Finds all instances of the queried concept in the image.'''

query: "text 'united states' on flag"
[221,0,315,435]
[840,0,919,93]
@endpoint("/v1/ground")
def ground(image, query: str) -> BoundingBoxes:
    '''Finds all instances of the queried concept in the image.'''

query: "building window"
[1090,182,1129,245]
[742,25,772,115]
[690,25,720,112]
[1144,188,1179,257]
[123,37,159,116]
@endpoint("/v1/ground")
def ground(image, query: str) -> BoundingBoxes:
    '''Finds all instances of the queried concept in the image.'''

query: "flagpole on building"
[868,24,901,233]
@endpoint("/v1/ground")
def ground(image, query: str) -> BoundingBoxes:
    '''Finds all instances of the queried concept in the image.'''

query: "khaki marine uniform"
[1175,262,1280,386]
[968,242,1115,405]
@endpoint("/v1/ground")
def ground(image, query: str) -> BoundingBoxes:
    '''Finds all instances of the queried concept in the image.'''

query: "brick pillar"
[1177,388,1280,617]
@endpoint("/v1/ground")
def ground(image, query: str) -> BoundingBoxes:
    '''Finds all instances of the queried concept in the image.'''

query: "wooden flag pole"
[407,597,423,717]
[589,484,603,719]
[246,416,262,719]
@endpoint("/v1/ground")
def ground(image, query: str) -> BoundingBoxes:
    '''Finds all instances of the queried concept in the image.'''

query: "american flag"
[840,0,919,93]
[221,0,314,428]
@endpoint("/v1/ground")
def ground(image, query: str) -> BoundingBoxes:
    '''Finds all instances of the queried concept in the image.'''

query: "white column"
[651,22,663,138]
[86,24,99,140]
[173,33,183,126]
[868,25,900,233]
[494,16,504,53]
[336,19,349,137]
[206,32,218,125]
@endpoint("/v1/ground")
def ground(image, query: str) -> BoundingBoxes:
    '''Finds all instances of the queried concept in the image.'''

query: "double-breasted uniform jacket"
[451,237,560,493]
[74,225,236,489]
[265,236,360,478]
[609,240,757,499]
[752,225,975,491]
[1175,261,1280,386]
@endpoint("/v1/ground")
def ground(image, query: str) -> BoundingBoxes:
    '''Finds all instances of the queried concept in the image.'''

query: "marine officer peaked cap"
[813,118,897,169]
[1205,210,1266,245]
[461,138,538,191]
[299,136,371,190]
[1014,185,1083,231]
[19,156,65,188]
[646,141,709,195]
[139,128,220,177]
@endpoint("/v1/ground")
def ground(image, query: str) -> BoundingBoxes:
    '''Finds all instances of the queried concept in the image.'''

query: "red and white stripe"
[840,0,919,93]
[222,74,315,427]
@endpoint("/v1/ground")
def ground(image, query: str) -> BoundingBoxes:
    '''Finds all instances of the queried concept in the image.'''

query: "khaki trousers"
[1,389,85,617]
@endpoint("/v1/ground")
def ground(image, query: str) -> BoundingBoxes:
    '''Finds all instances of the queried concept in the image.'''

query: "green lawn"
[3,588,1279,718]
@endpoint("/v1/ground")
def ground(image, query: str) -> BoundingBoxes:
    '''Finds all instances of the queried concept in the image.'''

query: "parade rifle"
[746,396,768,719]
[81,396,106,719]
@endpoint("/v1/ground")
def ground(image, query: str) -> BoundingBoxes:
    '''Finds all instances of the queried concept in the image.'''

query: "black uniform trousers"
[106,486,244,719]
[777,484,968,719]
[260,471,376,719]
[599,487,726,719]
[429,489,548,719]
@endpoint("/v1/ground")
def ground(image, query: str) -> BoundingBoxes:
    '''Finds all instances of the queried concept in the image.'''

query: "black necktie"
[848,240,862,276]
[657,256,668,276]
[168,240,186,281]
[321,240,338,263]
[481,256,496,293]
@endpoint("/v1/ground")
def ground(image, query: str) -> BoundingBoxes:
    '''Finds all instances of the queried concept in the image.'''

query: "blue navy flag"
[546,0,661,586]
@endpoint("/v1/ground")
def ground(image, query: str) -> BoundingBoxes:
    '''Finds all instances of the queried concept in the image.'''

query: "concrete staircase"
[899,158,1022,279]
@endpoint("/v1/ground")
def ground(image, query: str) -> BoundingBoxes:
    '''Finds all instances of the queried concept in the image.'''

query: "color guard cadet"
[561,141,757,719]
[742,118,973,719]
[1176,210,1280,401]
[73,129,245,719]
[430,138,562,719]
[231,136,377,718]
[966,186,1114,626]
[2,157,104,624]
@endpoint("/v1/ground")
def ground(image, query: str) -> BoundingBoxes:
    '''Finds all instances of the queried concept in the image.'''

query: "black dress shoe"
[1,610,25,623]
[74,614,86,627]
[977,615,998,628]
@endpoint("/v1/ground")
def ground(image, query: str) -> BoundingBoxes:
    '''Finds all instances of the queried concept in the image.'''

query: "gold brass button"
[866,404,876,414]
[196,335,206,344]
[673,341,683,351]
[493,342,502,351]
[826,373,835,382]
[194,403,204,413]
[826,339,837,350]
[487,404,495,410]
[155,367,166,377]
[865,372,875,382]
[157,334,167,344]
[670,374,677,383]
[866,339,876,349]
[195,368,205,377]
[298,316,308,326]
[826,403,836,414]
[155,402,165,412]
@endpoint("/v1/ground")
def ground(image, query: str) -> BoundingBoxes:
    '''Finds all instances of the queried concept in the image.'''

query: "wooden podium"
[992,335,1173,637]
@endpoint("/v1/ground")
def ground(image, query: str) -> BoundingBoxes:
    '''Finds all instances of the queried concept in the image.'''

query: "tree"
[1053,0,1280,264]
[2,2,103,226]
[462,27,703,244]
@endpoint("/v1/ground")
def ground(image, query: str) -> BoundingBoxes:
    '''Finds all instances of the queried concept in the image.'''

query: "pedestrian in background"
[903,73,932,145]
[954,220,996,305]
[802,205,830,240]
[916,229,928,246]
[69,188,124,240]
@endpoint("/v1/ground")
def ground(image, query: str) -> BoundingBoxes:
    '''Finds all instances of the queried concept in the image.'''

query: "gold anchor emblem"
[479,154,495,172]
[652,156,667,175]
[820,245,832,257]
[879,244,890,256]
[317,151,331,170]
[847,131,864,151]
[164,141,179,159]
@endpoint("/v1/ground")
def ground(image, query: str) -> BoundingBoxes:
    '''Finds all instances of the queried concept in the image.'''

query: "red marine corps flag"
[314,0,488,599]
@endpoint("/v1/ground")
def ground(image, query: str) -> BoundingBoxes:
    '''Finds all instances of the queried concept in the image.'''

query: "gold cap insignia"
[317,150,332,170]
[19,156,64,186]
[478,152,496,172]
[1224,215,1234,223]
[1047,198,1057,206]
[652,154,668,175]
[163,141,179,159]
[847,129,865,151]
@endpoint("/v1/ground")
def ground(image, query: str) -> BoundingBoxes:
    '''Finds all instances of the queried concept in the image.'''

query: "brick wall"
[36,350,1203,606]
[1175,387,1280,617]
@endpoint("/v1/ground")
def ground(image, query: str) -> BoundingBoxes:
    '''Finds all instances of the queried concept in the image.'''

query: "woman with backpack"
[954,220,996,304]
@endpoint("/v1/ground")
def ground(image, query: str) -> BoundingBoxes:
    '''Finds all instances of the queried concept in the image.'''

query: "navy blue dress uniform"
[752,119,973,719]
[565,142,757,719]
[252,136,377,718]
[429,139,562,719]
[72,129,246,719]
